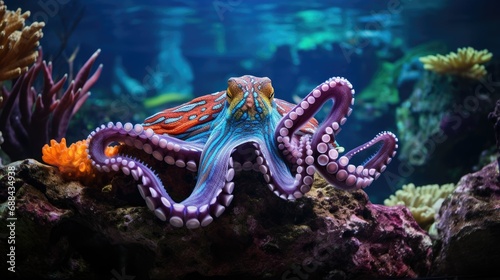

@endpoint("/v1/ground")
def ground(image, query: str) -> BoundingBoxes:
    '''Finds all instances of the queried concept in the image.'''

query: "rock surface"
[0,159,432,280]
[433,161,500,277]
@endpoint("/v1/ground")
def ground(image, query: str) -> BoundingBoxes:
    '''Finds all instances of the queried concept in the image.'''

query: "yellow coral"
[42,138,119,180]
[0,1,45,81]
[384,183,455,231]
[419,47,492,80]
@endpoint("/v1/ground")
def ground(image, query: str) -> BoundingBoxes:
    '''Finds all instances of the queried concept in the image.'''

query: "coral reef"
[0,1,44,81]
[41,138,118,181]
[0,160,432,279]
[355,42,447,121]
[395,63,499,181]
[419,47,493,80]
[395,72,454,166]
[432,161,500,277]
[0,49,102,161]
[356,61,399,119]
[384,182,455,231]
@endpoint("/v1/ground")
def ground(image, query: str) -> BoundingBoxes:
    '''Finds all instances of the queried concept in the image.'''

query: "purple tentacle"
[87,122,235,229]
[274,77,353,163]
[275,76,398,191]
[254,134,315,200]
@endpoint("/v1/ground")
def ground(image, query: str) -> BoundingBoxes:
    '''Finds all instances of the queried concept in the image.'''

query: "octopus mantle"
[87,75,398,228]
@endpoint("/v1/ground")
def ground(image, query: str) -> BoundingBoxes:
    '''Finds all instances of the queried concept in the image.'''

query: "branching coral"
[42,138,118,181]
[384,183,455,231]
[42,138,93,179]
[0,48,102,161]
[419,47,492,80]
[0,1,45,81]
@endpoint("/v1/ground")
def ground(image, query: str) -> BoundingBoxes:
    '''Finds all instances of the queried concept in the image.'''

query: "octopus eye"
[261,82,274,99]
[227,79,241,100]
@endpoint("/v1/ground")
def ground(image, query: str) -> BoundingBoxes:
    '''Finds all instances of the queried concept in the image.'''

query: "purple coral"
[0,48,102,161]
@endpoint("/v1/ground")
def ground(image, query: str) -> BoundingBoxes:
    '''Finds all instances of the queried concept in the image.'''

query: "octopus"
[87,75,398,229]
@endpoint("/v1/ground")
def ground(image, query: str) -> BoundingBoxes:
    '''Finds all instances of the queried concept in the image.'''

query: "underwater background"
[1,0,499,202]
[1,0,500,279]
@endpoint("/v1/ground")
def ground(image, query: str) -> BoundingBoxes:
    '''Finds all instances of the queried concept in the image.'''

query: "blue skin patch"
[145,115,165,125]
[163,116,182,124]
[173,100,207,113]
[215,93,226,102]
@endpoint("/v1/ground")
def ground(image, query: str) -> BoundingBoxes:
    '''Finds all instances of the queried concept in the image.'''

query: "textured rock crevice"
[432,161,500,277]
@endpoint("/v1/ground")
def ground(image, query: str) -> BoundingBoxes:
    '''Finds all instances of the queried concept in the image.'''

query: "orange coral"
[42,138,119,180]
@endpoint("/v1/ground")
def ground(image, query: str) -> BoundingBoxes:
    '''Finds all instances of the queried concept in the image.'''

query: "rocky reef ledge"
[0,159,431,280]
[432,161,500,277]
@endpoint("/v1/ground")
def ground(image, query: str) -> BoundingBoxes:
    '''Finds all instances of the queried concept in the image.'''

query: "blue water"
[6,0,499,202]
[16,0,498,93]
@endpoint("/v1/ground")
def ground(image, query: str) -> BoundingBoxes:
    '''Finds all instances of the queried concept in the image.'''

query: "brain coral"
[384,183,455,231]
[419,47,492,80]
